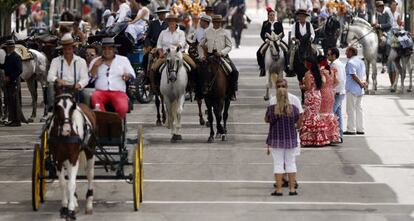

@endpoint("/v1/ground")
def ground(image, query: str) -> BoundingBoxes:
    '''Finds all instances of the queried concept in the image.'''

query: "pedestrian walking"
[265,86,301,196]
[328,47,346,142]
[344,46,366,135]
[0,40,27,127]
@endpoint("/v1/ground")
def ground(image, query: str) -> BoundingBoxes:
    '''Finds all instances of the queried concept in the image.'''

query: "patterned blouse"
[266,105,300,149]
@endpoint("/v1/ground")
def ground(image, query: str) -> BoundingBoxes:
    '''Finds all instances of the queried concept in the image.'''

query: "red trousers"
[91,90,128,119]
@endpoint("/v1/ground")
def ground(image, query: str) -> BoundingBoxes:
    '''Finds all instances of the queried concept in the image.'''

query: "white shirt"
[193,27,206,43]
[291,22,315,41]
[115,3,131,23]
[200,27,232,57]
[157,29,186,53]
[269,93,303,113]
[89,55,135,92]
[106,15,115,27]
[331,59,346,95]
[392,11,400,29]
[47,55,89,88]
[295,0,313,11]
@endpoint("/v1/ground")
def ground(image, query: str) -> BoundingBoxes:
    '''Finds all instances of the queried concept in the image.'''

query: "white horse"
[0,47,48,122]
[341,17,379,92]
[388,48,413,93]
[263,32,285,101]
[160,47,188,142]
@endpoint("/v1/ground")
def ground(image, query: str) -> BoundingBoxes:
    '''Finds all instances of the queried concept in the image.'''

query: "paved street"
[1,5,414,221]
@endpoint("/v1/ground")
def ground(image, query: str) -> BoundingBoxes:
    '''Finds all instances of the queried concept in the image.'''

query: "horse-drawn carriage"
[31,89,144,215]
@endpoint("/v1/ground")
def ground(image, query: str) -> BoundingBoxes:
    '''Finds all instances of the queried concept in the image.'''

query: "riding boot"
[257,47,265,77]
[230,70,239,101]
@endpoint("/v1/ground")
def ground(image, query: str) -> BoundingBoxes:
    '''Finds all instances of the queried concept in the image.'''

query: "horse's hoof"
[60,207,69,218]
[66,210,76,221]
[390,89,396,93]
[199,118,205,126]
[170,135,178,143]
[221,134,226,141]
[206,121,210,127]
[264,96,269,101]
[156,119,162,126]
[162,118,167,124]
[407,89,412,92]
[215,133,222,139]
[85,208,93,215]
[175,134,182,140]
[207,137,214,143]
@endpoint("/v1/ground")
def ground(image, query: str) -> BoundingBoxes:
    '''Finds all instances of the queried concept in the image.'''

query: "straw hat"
[375,1,385,6]
[100,37,120,47]
[165,14,179,22]
[57,33,79,49]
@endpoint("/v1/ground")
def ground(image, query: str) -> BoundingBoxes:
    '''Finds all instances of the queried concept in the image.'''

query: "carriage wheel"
[139,127,144,203]
[32,144,41,211]
[39,130,48,203]
[135,70,154,104]
[133,127,144,211]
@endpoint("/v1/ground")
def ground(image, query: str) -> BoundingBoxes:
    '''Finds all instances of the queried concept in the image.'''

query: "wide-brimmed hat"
[204,6,214,12]
[57,34,79,49]
[200,14,212,23]
[375,1,385,6]
[165,14,179,22]
[101,37,120,47]
[4,39,16,46]
[155,6,170,14]
[296,9,310,16]
[212,15,225,23]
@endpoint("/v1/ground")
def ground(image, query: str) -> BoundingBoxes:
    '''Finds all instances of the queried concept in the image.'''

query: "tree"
[0,0,28,36]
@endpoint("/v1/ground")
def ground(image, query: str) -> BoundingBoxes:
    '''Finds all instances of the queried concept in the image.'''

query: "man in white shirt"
[199,14,239,100]
[115,0,131,23]
[328,47,345,142]
[193,15,211,43]
[47,34,89,105]
[89,38,135,119]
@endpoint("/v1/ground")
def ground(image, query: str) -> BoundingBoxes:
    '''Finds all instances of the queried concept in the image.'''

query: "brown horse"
[147,52,166,126]
[187,40,206,125]
[48,87,96,220]
[201,55,231,143]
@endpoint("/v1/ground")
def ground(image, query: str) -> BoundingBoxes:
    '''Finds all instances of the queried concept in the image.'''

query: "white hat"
[103,9,112,17]
[57,33,79,49]
[200,14,212,23]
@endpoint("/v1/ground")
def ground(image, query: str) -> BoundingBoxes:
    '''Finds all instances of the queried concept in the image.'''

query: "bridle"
[342,18,376,47]
[165,51,181,83]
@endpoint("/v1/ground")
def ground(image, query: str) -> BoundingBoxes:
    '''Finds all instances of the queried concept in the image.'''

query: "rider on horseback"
[199,15,239,100]
[372,1,394,85]
[150,14,196,87]
[289,9,315,73]
[257,7,288,77]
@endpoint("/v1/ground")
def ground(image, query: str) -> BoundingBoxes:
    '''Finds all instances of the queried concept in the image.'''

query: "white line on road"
[0,179,386,185]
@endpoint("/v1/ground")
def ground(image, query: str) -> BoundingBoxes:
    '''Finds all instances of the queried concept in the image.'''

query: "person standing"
[344,46,366,135]
[265,86,301,196]
[0,40,26,127]
[328,47,346,141]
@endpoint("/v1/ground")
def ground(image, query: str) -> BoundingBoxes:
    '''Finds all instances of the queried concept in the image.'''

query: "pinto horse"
[48,87,96,220]
[201,55,231,143]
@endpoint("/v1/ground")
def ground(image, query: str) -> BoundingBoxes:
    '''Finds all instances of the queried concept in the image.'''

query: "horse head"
[266,32,283,60]
[53,93,77,137]
[187,39,199,60]
[165,46,183,82]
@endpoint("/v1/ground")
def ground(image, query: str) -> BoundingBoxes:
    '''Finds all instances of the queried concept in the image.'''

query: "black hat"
[4,39,15,46]
[204,6,214,12]
[101,37,120,47]
[155,6,170,14]
[296,9,310,16]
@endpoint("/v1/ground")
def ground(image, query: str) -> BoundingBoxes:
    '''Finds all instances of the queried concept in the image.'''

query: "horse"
[0,46,49,122]
[388,31,413,93]
[187,39,206,125]
[147,52,167,126]
[230,5,246,49]
[263,32,285,101]
[317,15,341,55]
[48,88,96,220]
[340,17,378,92]
[201,54,231,143]
[160,47,188,142]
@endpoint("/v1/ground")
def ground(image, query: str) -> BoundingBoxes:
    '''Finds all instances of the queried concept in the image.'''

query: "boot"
[259,68,265,77]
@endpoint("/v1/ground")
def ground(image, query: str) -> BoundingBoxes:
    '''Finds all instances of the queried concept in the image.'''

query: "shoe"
[259,69,265,77]
[289,191,298,196]
[343,131,356,135]
[230,94,237,101]
[270,191,283,196]
[4,121,21,127]
[356,131,365,135]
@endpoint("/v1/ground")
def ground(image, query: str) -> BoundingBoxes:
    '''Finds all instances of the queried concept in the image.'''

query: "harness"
[343,20,376,47]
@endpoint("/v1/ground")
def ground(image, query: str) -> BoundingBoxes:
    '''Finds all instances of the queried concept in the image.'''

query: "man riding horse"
[199,15,239,100]
[372,1,394,86]
[257,7,289,77]
[289,9,316,102]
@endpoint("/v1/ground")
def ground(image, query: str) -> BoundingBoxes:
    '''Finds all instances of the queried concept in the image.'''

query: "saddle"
[219,57,232,75]
[14,44,34,61]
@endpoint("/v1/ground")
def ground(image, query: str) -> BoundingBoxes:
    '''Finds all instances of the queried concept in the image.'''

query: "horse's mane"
[351,17,373,30]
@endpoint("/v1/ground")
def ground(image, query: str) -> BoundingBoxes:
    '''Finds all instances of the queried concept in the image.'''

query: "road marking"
[0,179,386,185]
